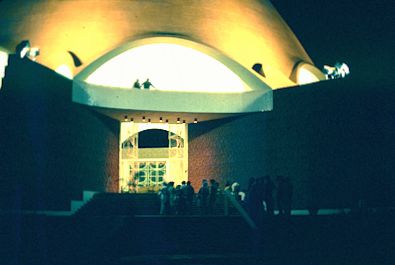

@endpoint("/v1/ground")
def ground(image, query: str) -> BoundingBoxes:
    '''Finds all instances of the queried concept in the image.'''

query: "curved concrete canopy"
[0,0,322,89]
[84,42,249,93]
[72,36,273,118]
[72,79,273,121]
[77,36,271,92]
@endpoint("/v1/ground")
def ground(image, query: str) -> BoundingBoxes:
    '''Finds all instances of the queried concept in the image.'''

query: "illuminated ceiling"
[0,0,324,89]
[85,43,248,93]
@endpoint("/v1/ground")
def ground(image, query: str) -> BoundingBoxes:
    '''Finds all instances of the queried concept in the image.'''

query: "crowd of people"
[243,176,293,222]
[158,181,195,215]
[158,176,293,218]
[158,179,219,215]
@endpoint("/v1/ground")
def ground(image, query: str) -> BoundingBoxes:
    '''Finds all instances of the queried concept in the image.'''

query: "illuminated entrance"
[119,122,188,193]
[74,38,273,193]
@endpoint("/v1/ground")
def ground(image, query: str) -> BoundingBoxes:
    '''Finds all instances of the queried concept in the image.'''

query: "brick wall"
[189,78,395,209]
[2,56,394,211]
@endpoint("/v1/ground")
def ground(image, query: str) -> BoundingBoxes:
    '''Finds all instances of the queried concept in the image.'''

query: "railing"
[223,190,257,230]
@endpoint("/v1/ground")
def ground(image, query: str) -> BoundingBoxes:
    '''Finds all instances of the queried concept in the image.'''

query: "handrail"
[223,190,257,230]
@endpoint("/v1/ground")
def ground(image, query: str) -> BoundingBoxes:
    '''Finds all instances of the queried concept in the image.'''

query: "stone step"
[74,192,241,217]
[83,216,254,258]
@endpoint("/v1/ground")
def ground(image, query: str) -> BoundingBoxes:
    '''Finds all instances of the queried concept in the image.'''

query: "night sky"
[272,0,395,85]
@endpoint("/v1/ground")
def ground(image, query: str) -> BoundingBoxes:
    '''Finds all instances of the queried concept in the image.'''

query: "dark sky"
[272,0,395,85]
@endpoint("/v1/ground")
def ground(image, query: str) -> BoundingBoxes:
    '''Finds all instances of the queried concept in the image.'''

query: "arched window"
[138,129,169,148]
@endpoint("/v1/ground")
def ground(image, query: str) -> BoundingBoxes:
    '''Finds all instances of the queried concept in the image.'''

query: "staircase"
[74,193,161,216]
[74,192,241,217]
[63,192,254,264]
[61,215,255,265]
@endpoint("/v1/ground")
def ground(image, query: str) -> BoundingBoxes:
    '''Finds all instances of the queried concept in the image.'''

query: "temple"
[2,1,395,264]
[1,0,393,212]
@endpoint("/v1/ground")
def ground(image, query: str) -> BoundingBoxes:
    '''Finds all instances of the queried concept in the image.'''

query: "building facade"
[1,0,394,211]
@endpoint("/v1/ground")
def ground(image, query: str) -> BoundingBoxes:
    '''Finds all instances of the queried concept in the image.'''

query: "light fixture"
[177,118,180,124]
[130,118,134,123]
[142,116,146,122]
[165,119,169,123]
[159,117,163,122]
[194,118,198,124]
[183,120,186,124]
[124,115,128,121]
[148,118,151,123]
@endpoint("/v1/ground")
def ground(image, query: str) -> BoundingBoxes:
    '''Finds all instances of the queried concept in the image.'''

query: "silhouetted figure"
[168,181,176,214]
[181,181,195,214]
[142,78,154,89]
[174,184,185,215]
[198,179,210,215]
[159,182,169,215]
[277,176,293,216]
[246,178,255,201]
[181,181,187,189]
[133,79,141,89]
[263,176,275,215]
[247,177,256,195]
[246,177,257,218]
[179,181,187,215]
[246,177,264,223]
[208,179,219,214]
[256,177,266,215]
[184,181,195,214]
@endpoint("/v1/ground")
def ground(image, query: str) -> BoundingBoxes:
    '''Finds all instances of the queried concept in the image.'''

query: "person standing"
[277,176,293,216]
[167,181,176,214]
[198,179,209,215]
[174,184,184,215]
[142,78,154,89]
[182,181,195,214]
[263,176,275,215]
[133,79,141,89]
[159,182,169,215]
[208,179,219,214]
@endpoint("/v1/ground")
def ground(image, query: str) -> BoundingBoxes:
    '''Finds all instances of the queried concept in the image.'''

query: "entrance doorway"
[119,122,188,193]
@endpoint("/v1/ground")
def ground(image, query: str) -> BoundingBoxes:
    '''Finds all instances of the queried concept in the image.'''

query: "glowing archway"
[85,43,248,93]
[73,36,274,115]
[76,36,271,92]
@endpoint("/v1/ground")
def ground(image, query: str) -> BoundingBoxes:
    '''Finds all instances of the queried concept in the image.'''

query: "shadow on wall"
[0,56,119,211]
[188,115,246,141]
[188,78,395,209]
